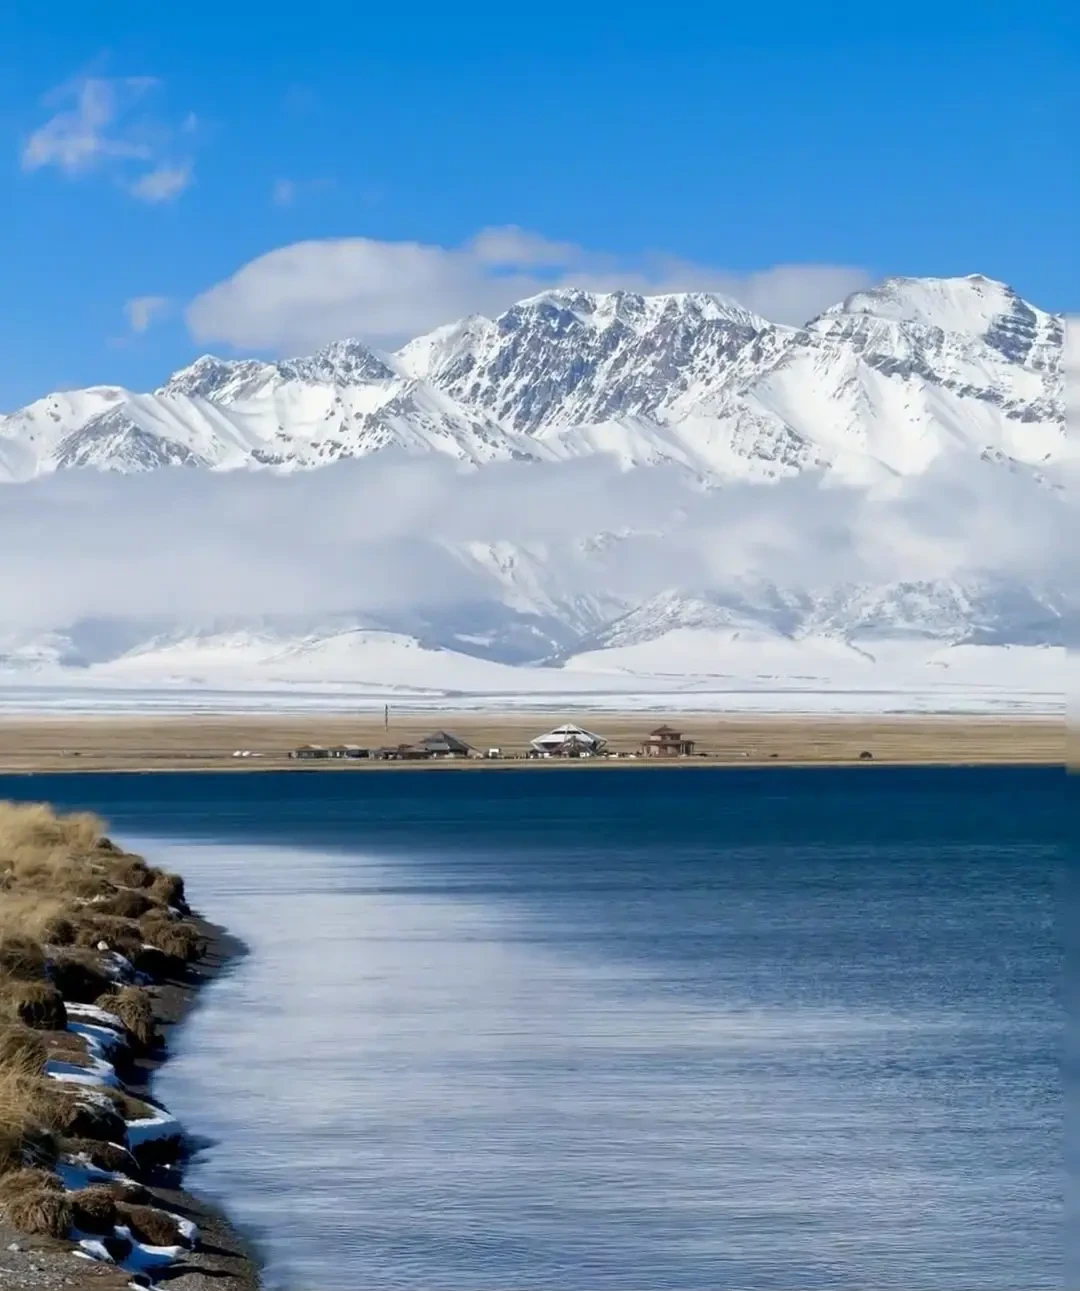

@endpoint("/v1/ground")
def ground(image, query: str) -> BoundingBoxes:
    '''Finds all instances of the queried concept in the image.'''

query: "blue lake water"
[1,766,1064,1290]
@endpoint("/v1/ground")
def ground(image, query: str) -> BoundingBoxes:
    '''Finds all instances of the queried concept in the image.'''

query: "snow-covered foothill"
[0,274,1068,710]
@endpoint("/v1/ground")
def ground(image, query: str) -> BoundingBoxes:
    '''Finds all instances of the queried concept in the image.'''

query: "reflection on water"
[138,771,1059,1290]
[4,767,1060,1290]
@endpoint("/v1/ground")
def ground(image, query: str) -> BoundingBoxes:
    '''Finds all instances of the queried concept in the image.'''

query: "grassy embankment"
[0,801,203,1257]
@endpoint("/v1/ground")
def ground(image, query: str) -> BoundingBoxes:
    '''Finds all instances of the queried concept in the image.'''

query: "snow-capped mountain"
[0,274,1066,485]
[0,273,1069,707]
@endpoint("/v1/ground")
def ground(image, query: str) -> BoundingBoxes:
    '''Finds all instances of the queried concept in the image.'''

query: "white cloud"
[0,452,1066,636]
[124,296,170,333]
[21,74,195,201]
[128,163,192,203]
[185,226,873,353]
[272,178,296,206]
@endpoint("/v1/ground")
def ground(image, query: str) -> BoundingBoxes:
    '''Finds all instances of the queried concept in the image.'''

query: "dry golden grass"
[0,1048,56,1175]
[0,1165,61,1203]
[69,1185,118,1234]
[0,935,48,982]
[101,987,156,1049]
[0,894,76,947]
[0,798,203,1240]
[0,712,1062,770]
[0,977,67,1030]
[118,1201,186,1247]
[0,1026,47,1070]
[0,802,102,856]
[4,1185,73,1237]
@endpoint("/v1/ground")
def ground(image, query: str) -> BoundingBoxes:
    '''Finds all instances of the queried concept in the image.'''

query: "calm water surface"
[2,766,1063,1290]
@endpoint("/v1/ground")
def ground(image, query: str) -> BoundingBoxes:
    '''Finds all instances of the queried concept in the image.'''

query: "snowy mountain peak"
[501,287,766,334]
[160,354,273,400]
[276,338,398,385]
[823,273,1059,346]
[0,272,1066,486]
[163,340,397,401]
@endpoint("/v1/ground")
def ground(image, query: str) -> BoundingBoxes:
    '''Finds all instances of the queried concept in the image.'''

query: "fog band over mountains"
[0,274,1071,694]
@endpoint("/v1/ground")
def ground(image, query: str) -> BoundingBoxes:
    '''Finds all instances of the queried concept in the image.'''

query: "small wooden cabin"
[641,725,695,757]
[290,744,331,760]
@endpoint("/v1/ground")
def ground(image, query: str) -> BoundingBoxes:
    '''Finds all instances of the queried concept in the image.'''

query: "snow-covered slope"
[0,273,1069,709]
[0,622,1062,715]
[0,275,1065,485]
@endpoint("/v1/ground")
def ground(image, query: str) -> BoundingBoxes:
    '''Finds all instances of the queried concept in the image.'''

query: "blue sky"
[1,0,1074,409]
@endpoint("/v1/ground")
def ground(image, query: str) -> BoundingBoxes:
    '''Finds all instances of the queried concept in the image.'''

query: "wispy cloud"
[21,74,196,202]
[271,176,335,207]
[130,163,192,203]
[186,225,873,353]
[123,295,170,334]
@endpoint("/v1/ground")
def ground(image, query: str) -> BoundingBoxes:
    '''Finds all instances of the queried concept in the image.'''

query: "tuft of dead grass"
[72,913,144,959]
[0,1165,62,1203]
[100,986,156,1049]
[0,893,77,946]
[50,949,117,1004]
[78,1175,151,1206]
[0,935,48,982]
[50,1094,126,1145]
[140,911,202,962]
[0,1025,47,1071]
[147,870,187,911]
[0,801,103,857]
[0,1056,58,1174]
[1,977,67,1030]
[70,1184,119,1234]
[4,1186,73,1237]
[118,1201,186,1247]
[103,854,153,890]
[96,889,158,920]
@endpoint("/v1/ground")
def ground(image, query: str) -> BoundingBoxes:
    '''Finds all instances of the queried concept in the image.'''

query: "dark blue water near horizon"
[0,766,1064,1290]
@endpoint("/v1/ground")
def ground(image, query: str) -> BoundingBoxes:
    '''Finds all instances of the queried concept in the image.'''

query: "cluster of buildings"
[289,723,697,763]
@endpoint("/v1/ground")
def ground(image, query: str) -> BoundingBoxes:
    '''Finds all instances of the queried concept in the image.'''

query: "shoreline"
[0,756,1064,777]
[0,819,262,1290]
[122,915,262,1290]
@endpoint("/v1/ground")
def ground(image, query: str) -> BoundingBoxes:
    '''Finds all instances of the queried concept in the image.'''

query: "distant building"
[371,733,472,761]
[414,731,473,758]
[329,745,370,759]
[641,725,695,757]
[529,723,607,757]
[290,744,331,760]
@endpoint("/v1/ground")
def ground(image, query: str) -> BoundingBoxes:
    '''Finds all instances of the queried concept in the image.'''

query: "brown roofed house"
[413,731,474,758]
[641,725,695,757]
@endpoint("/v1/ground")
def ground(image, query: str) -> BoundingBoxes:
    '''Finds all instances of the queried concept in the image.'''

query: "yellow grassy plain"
[0,712,1063,773]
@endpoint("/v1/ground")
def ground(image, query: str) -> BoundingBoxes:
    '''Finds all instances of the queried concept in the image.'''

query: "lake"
[1,765,1063,1290]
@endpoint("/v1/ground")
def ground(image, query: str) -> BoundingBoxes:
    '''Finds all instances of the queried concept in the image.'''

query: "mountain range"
[0,273,1069,707]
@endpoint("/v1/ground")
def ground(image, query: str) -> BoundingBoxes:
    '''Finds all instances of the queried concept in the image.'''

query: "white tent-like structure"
[529,723,607,756]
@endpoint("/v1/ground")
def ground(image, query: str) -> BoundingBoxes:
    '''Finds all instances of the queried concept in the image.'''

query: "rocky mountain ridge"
[0,274,1069,686]
[0,274,1066,486]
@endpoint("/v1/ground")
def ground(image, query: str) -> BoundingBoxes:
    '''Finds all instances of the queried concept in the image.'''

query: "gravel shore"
[1,917,262,1291]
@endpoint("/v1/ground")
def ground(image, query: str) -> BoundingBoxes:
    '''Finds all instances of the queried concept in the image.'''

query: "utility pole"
[384,703,389,734]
